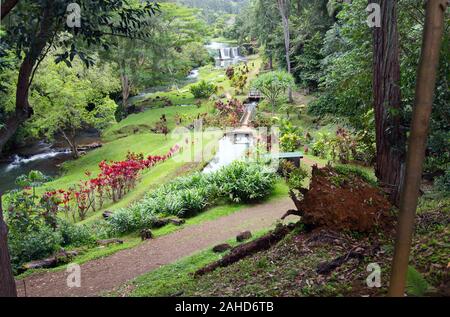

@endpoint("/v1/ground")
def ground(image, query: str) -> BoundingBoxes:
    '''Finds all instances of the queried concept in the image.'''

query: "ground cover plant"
[108,161,278,234]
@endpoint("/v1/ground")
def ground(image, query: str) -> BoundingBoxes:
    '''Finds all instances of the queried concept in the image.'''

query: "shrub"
[58,220,96,247]
[434,170,450,197]
[190,80,217,99]
[280,132,302,152]
[311,132,332,159]
[214,161,277,203]
[108,207,138,234]
[8,225,62,272]
[178,188,210,217]
[333,164,377,187]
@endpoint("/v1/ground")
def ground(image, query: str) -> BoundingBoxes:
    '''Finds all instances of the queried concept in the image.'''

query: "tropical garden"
[0,0,448,299]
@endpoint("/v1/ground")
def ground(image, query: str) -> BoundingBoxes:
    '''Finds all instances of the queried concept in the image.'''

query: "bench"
[262,152,304,169]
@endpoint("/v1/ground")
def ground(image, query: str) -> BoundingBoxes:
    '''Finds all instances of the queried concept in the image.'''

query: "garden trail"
[16,197,297,297]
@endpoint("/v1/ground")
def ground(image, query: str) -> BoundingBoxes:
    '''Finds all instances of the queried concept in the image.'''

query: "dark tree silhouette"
[0,195,17,297]
[372,0,406,206]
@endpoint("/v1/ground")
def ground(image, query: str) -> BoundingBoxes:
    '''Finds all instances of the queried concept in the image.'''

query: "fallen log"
[77,142,102,152]
[195,224,294,277]
[316,249,365,275]
[153,217,185,228]
[22,250,79,271]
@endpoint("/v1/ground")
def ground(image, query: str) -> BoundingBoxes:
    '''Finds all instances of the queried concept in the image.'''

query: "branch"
[1,0,19,20]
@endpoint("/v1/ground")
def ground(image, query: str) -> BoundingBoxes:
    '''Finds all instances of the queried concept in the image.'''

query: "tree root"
[195,224,294,277]
[281,209,304,220]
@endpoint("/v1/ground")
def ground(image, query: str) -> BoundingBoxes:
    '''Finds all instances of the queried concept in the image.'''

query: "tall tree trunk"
[0,195,17,297]
[389,0,448,297]
[0,5,54,155]
[1,0,19,20]
[277,0,294,103]
[120,60,131,111]
[121,74,131,110]
[372,0,406,206]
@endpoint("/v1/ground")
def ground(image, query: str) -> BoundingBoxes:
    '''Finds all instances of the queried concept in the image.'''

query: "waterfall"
[231,47,239,58]
[219,48,231,59]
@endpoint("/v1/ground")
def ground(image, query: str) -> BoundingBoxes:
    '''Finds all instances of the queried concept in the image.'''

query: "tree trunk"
[0,0,19,20]
[372,0,406,206]
[277,0,294,103]
[120,59,131,111]
[389,0,448,297]
[0,5,54,155]
[60,129,79,159]
[0,195,17,297]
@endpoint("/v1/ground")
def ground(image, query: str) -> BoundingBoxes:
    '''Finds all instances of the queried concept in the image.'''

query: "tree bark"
[60,129,79,159]
[277,0,294,103]
[0,195,17,297]
[0,4,54,155]
[372,0,406,206]
[388,0,448,297]
[1,0,19,20]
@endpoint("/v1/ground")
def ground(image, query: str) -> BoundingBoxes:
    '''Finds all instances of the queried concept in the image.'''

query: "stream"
[0,42,246,193]
[0,130,100,193]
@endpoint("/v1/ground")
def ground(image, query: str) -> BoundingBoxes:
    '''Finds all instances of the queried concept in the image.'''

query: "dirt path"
[16,198,296,297]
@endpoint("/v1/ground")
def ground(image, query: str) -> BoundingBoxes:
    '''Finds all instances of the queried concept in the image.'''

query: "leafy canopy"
[251,71,295,110]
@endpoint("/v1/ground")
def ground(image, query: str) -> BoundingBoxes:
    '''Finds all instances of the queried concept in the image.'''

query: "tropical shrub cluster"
[276,118,304,153]
[215,99,245,117]
[311,127,375,165]
[4,172,97,272]
[190,80,218,99]
[108,162,278,234]
[251,71,295,114]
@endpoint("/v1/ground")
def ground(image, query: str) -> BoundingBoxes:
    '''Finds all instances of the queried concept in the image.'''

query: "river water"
[0,42,245,193]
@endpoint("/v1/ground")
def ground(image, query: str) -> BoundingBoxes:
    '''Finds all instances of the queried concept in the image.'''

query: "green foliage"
[214,161,277,203]
[8,225,63,273]
[280,133,302,152]
[434,171,450,197]
[190,80,218,99]
[311,126,375,165]
[251,71,295,112]
[24,55,119,152]
[108,162,277,233]
[406,266,430,297]
[281,162,309,192]
[4,172,98,271]
[333,165,377,187]
[311,132,333,159]
[58,220,96,248]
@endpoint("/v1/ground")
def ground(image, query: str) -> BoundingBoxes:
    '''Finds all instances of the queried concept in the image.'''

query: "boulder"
[212,243,232,253]
[102,211,113,219]
[140,229,154,241]
[236,231,252,242]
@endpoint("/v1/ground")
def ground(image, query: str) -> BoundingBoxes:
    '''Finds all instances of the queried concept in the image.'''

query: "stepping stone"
[140,229,154,241]
[236,231,252,242]
[212,243,232,253]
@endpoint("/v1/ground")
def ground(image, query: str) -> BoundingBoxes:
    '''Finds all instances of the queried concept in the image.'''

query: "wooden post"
[388,0,449,297]
[0,194,17,297]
